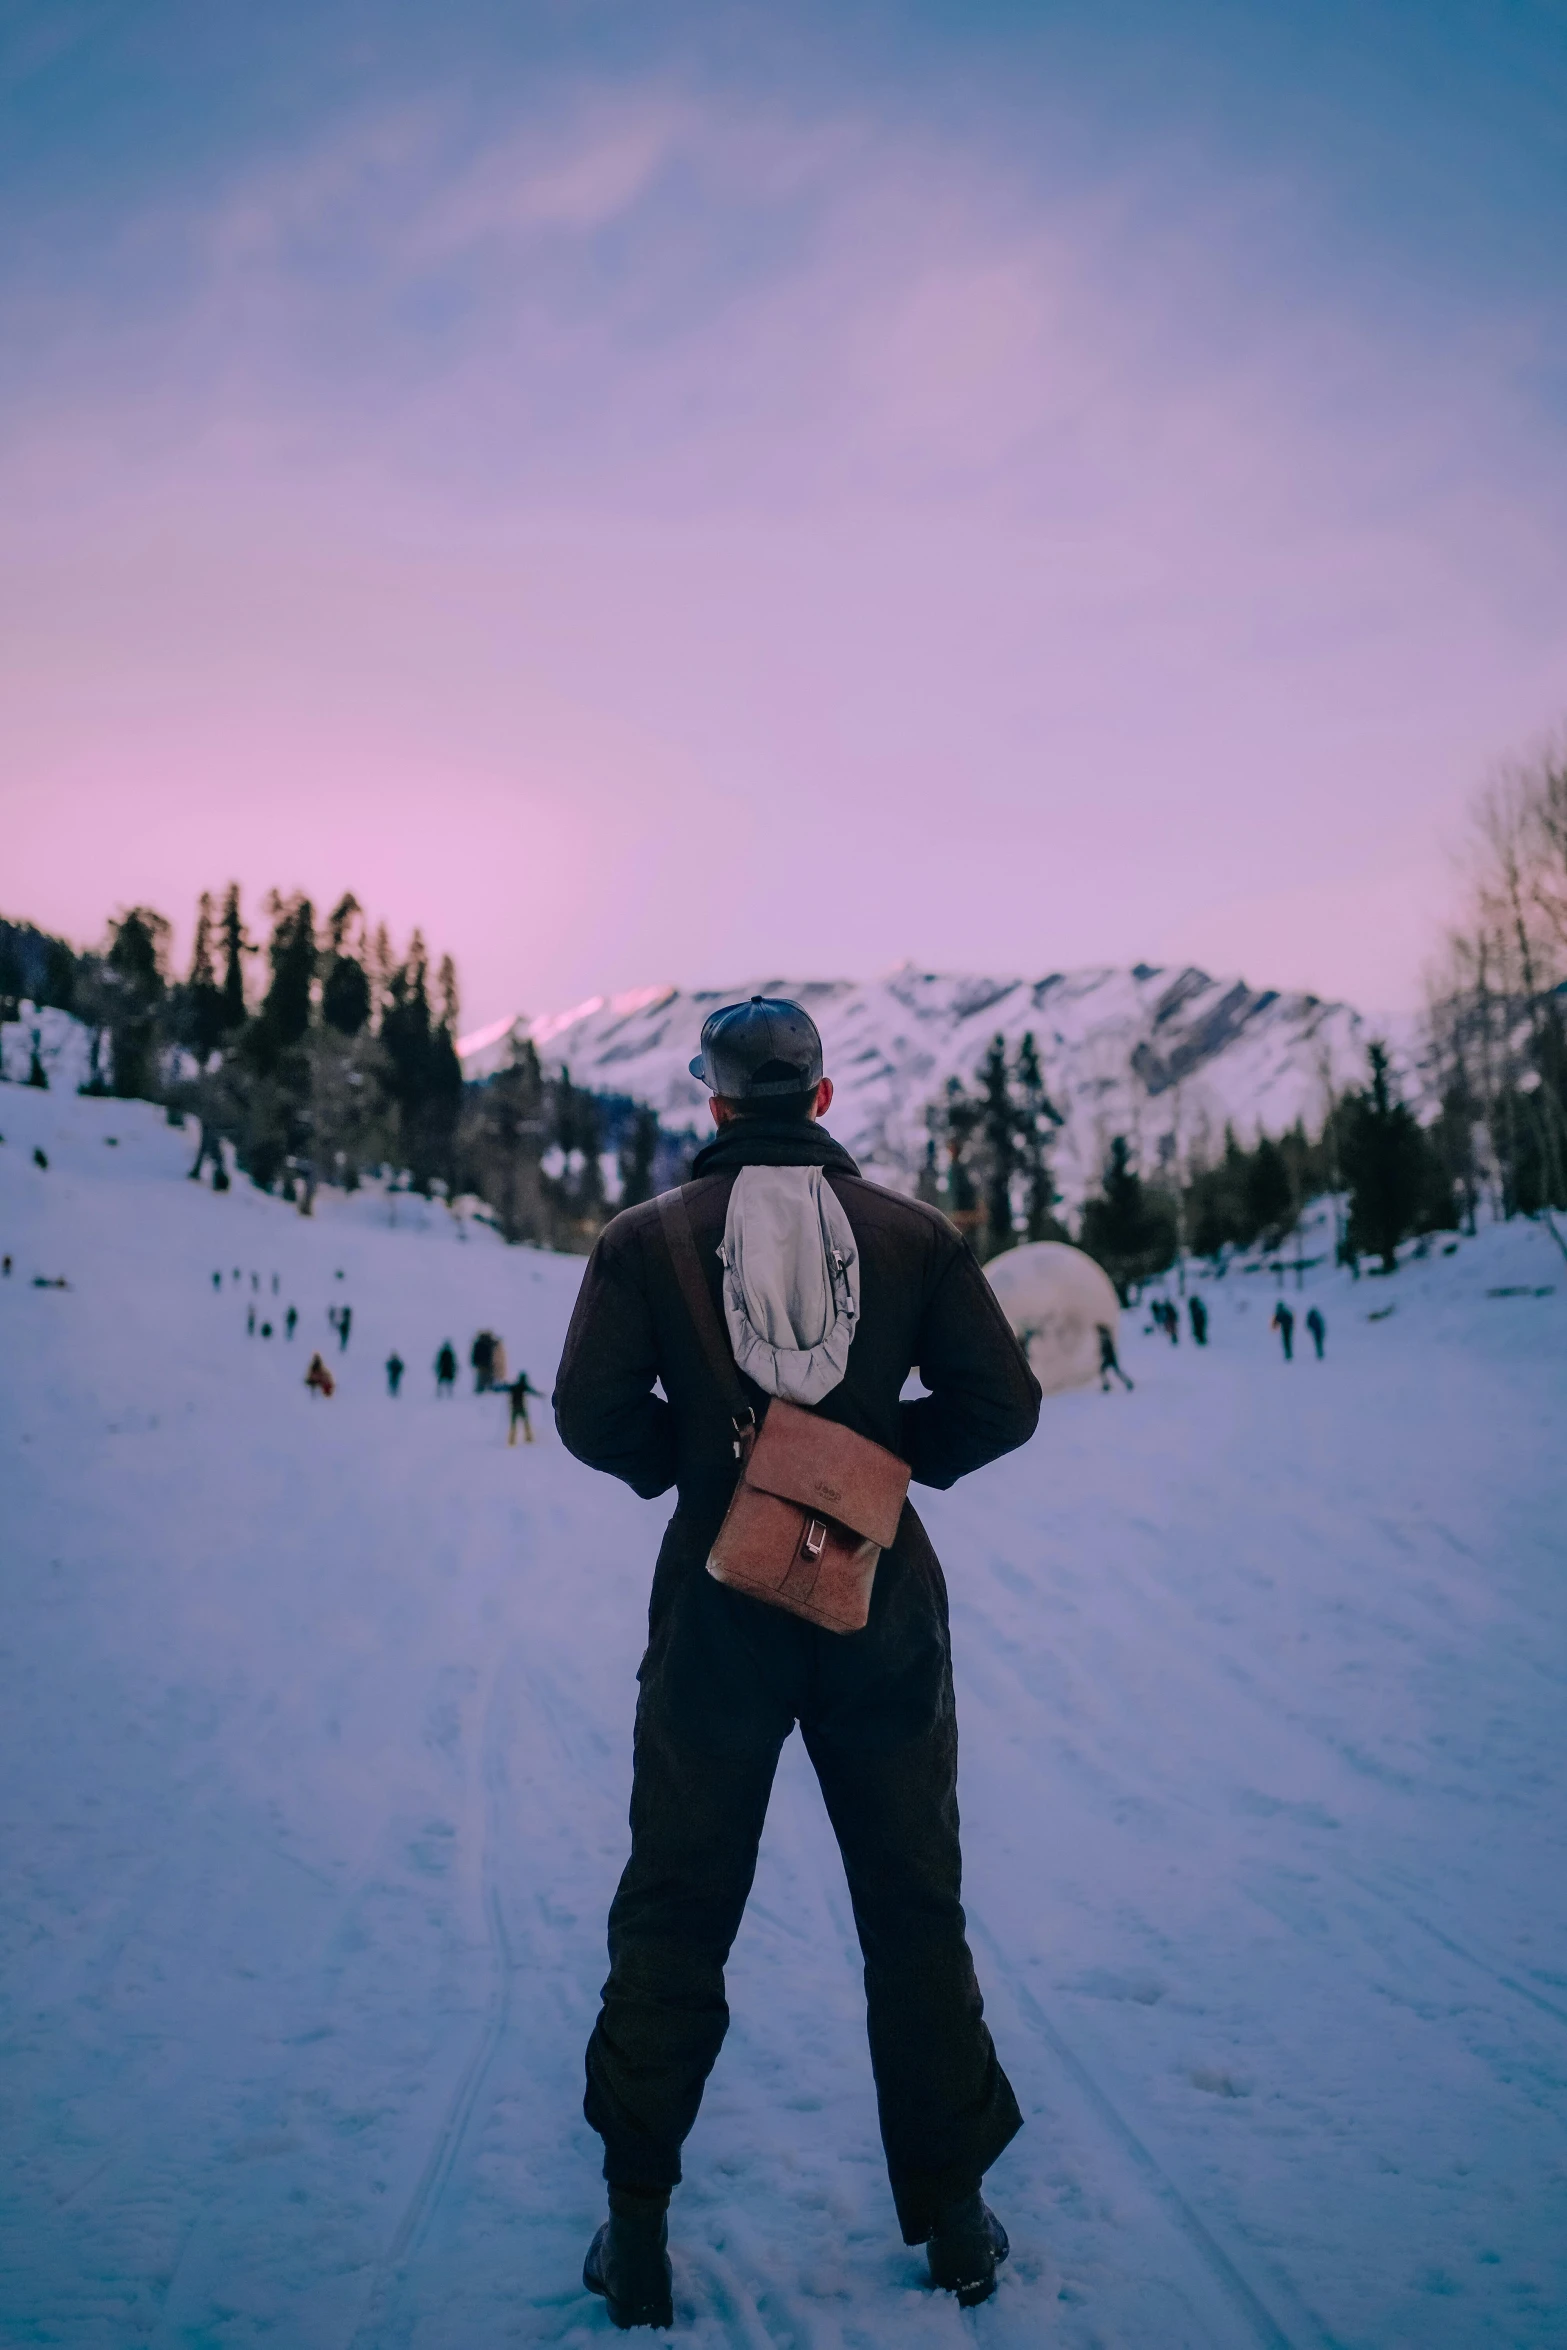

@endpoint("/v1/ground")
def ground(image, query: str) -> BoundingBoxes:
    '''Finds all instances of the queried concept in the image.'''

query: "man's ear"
[814,1077,834,1118]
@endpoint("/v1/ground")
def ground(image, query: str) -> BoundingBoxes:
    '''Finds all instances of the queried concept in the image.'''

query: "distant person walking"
[1271,1301,1295,1361]
[212,1270,221,1291]
[1098,1321,1134,1392]
[435,1341,458,1396]
[247,1305,256,1336]
[471,1330,497,1393]
[506,1369,539,1445]
[1188,1295,1208,1346]
[5,1255,14,1277]
[285,1305,298,1340]
[1305,1305,1326,1360]
[337,1303,353,1353]
[304,1352,335,1398]
[386,1351,405,1397]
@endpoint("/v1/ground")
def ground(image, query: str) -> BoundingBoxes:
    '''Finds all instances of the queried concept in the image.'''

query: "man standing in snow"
[1271,1299,1295,1361]
[506,1369,538,1445]
[1189,1295,1208,1346]
[555,996,1041,2328]
[386,1351,405,1397]
[1306,1305,1326,1359]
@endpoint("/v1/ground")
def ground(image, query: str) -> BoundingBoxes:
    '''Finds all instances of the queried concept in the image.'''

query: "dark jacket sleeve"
[899,1238,1042,1489]
[553,1219,678,1498]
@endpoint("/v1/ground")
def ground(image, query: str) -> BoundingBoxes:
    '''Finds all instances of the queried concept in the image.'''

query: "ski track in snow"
[1,1087,1565,2347]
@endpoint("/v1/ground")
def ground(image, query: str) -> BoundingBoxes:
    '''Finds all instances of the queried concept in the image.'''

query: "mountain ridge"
[460,961,1400,1201]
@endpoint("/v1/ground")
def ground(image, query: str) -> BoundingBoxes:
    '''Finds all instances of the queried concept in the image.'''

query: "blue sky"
[3,1,1565,1022]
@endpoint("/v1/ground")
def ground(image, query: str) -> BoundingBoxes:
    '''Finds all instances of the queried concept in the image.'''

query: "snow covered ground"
[2,1084,1565,2349]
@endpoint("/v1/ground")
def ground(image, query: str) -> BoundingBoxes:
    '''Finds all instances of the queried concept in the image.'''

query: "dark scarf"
[691,1111,861,1180]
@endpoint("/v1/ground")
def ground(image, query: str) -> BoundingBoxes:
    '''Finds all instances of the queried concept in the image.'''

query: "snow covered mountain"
[460,964,1385,1198]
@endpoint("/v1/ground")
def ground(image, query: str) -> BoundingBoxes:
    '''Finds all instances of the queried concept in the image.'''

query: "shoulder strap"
[656,1184,757,1449]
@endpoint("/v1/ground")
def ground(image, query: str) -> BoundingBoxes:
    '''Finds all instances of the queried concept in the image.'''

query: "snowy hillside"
[0,1000,100,1092]
[2,1085,1565,2347]
[460,966,1390,1198]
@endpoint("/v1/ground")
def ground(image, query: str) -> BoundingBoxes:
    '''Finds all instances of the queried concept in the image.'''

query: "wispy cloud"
[2,30,1565,1018]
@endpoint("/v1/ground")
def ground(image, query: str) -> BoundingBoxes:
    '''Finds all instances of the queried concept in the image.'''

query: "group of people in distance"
[1149,1295,1206,1345]
[1095,1286,1329,1393]
[1271,1299,1328,1360]
[1146,1288,1327,1361]
[425,1332,541,1440]
[214,1266,540,1437]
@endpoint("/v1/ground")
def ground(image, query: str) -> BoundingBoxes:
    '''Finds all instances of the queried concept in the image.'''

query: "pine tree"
[185,893,227,1061]
[619,1103,660,1209]
[422,1017,464,1190]
[437,954,460,1036]
[1341,1042,1448,1272]
[1015,1031,1065,1241]
[218,885,249,1033]
[1079,1135,1178,1301]
[321,893,371,1037]
[1245,1135,1294,1248]
[380,932,435,1186]
[551,1065,605,1225]
[260,894,316,1048]
[938,1077,983,1239]
[104,907,171,1099]
[978,1035,1018,1257]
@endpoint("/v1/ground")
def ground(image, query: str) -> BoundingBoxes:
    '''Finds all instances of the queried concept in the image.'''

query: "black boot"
[583,2190,674,2331]
[926,2190,1010,2308]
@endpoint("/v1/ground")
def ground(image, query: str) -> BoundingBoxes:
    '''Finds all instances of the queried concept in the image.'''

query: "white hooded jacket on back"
[718,1165,861,1406]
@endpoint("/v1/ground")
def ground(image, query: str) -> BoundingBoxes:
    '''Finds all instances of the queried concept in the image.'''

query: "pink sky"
[4,56,1566,1025]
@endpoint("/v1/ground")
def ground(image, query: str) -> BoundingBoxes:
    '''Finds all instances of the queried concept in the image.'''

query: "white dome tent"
[983,1241,1121,1396]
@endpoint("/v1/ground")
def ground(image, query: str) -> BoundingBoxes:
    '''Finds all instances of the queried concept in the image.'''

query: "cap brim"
[688,1055,709,1085]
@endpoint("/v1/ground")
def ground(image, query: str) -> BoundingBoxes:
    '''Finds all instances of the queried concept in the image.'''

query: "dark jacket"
[553,1117,1041,1509]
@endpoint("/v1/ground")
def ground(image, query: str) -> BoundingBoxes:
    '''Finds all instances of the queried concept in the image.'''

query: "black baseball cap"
[689,995,825,1100]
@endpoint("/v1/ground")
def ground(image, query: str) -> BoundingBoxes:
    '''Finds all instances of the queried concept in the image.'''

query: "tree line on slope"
[921,1030,1463,1297]
[0,892,675,1250]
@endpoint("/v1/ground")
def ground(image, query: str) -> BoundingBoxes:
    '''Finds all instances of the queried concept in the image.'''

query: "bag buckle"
[801,1516,828,1563]
[731,1408,757,1460]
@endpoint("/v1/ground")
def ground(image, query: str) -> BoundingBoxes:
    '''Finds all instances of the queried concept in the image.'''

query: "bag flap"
[743,1396,910,1549]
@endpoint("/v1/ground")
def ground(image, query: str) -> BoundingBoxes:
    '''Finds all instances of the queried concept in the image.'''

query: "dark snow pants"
[584,1500,1022,2244]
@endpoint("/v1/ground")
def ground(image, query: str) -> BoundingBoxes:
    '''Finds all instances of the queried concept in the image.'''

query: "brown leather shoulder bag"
[657,1185,910,1635]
